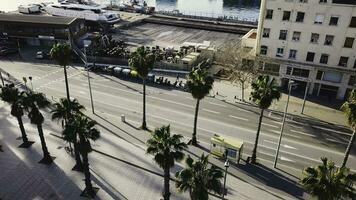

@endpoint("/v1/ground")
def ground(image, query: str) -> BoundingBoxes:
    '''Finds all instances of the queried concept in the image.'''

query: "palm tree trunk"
[251,109,264,164]
[63,65,70,101]
[192,99,200,146]
[163,167,170,200]
[37,124,53,164]
[72,137,84,172]
[342,129,356,167]
[16,116,29,145]
[81,148,95,197]
[142,78,147,130]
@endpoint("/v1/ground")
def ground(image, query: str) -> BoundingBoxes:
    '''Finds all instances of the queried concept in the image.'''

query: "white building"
[243,0,356,100]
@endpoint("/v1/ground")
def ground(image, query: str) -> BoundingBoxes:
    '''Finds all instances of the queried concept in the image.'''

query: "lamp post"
[29,76,33,90]
[222,159,230,200]
[84,44,95,114]
[274,80,297,168]
[301,81,309,114]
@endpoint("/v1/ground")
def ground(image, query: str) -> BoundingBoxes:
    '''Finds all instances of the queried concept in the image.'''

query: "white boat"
[18,4,41,14]
[43,2,120,23]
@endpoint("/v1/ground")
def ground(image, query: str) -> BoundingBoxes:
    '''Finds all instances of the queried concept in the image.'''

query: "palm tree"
[301,157,356,200]
[249,75,280,164]
[52,98,85,171]
[146,125,187,200]
[68,115,100,197]
[129,46,161,130]
[0,84,33,148]
[186,67,214,145]
[340,89,356,167]
[23,91,53,164]
[50,43,72,101]
[175,154,224,200]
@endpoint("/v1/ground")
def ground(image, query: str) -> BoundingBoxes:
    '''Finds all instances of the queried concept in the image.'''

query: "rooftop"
[0,13,78,26]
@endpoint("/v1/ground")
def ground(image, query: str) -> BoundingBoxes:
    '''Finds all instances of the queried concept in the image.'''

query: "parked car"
[35,51,50,59]
[0,48,18,56]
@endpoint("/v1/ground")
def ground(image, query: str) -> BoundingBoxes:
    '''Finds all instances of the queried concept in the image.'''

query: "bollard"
[121,115,125,123]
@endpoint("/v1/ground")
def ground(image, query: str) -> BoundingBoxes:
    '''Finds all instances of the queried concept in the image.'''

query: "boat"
[43,2,121,24]
[18,4,41,14]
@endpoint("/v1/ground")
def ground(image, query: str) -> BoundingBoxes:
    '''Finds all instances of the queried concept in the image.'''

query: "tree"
[67,115,100,197]
[52,98,85,171]
[301,157,356,200]
[146,125,187,200]
[50,43,72,101]
[249,75,280,164]
[0,84,33,148]
[186,66,214,145]
[23,91,53,164]
[340,89,356,167]
[175,154,224,200]
[129,46,161,130]
[216,42,257,101]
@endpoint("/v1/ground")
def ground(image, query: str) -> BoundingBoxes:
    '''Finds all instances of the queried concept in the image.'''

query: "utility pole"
[301,82,309,114]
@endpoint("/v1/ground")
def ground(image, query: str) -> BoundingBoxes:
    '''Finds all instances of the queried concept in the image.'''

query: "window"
[329,16,339,26]
[299,0,308,2]
[311,33,319,43]
[314,14,324,24]
[293,68,310,78]
[296,12,305,22]
[283,11,291,21]
[263,28,270,38]
[264,63,280,73]
[260,45,268,55]
[320,54,329,64]
[292,31,301,41]
[279,30,288,40]
[316,70,323,80]
[344,37,354,48]
[350,17,356,27]
[289,49,297,59]
[266,9,273,19]
[324,35,334,46]
[348,76,356,86]
[319,0,327,3]
[276,48,284,57]
[323,72,342,83]
[338,56,349,67]
[306,52,315,62]
[226,148,237,158]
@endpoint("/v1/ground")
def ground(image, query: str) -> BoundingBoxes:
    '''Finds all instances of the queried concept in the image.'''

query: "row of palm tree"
[146,125,224,200]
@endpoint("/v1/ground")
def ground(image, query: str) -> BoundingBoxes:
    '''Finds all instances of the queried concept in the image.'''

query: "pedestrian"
[176,74,180,81]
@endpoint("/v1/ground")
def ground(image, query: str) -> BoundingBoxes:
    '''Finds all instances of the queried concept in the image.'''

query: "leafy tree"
[50,43,72,101]
[186,67,214,145]
[23,91,53,164]
[301,157,356,200]
[67,115,100,197]
[146,125,187,200]
[129,46,161,130]
[175,154,223,200]
[0,84,33,147]
[341,89,356,167]
[249,75,280,164]
[52,98,85,171]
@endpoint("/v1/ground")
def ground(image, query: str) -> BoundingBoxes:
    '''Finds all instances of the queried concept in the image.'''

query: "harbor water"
[1,0,260,21]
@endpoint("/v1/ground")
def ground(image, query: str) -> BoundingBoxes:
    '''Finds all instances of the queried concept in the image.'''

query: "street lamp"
[222,159,230,200]
[84,44,95,114]
[301,81,310,114]
[274,80,297,168]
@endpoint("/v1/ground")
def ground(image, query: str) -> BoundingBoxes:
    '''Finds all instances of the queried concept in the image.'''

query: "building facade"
[250,0,356,100]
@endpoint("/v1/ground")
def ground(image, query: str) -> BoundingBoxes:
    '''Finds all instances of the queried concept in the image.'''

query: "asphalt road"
[1,59,355,173]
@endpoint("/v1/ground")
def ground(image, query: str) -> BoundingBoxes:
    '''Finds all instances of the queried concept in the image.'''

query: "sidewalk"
[0,99,302,200]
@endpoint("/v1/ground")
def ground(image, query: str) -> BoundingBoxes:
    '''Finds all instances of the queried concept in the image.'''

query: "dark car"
[0,48,18,56]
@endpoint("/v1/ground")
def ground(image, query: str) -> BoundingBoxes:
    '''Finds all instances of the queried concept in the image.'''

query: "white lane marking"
[326,138,348,145]
[280,156,295,163]
[262,123,279,129]
[263,140,297,150]
[237,108,254,113]
[312,125,351,136]
[202,109,220,115]
[268,129,301,139]
[208,102,227,108]
[228,115,249,121]
[290,129,316,138]
[185,96,193,100]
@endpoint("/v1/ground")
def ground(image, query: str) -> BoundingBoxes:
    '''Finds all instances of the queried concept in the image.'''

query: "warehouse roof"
[0,13,79,26]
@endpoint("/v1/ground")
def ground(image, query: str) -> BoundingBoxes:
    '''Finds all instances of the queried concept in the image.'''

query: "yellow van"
[210,134,244,164]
